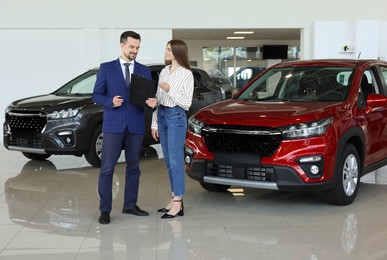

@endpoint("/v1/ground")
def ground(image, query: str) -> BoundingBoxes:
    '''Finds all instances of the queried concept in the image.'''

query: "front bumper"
[183,125,338,192]
[3,115,92,156]
[185,158,336,191]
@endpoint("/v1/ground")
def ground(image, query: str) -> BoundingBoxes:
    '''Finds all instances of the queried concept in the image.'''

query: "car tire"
[199,181,230,192]
[85,124,103,167]
[323,144,360,205]
[141,146,158,159]
[22,152,51,161]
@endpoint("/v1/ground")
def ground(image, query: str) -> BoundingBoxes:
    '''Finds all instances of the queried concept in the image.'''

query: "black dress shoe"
[98,211,110,224]
[122,205,149,216]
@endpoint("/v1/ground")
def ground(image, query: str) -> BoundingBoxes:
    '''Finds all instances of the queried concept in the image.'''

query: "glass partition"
[203,46,299,92]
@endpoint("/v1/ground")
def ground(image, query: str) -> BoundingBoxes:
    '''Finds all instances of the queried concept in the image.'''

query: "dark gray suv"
[3,65,228,167]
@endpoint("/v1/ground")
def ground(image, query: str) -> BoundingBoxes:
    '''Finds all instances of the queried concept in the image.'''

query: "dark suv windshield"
[55,70,98,95]
[237,66,354,102]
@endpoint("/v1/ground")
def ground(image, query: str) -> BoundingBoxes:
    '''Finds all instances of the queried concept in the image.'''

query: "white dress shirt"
[119,58,134,80]
[151,65,194,129]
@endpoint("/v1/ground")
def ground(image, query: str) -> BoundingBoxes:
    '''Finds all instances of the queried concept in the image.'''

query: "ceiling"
[173,28,300,41]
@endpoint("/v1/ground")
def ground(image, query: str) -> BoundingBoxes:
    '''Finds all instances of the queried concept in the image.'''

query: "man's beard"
[126,52,137,61]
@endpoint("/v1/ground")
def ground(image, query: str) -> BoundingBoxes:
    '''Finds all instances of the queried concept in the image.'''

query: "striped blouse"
[151,65,194,129]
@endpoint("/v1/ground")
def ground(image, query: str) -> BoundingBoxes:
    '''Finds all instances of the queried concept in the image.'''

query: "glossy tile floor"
[1,144,387,260]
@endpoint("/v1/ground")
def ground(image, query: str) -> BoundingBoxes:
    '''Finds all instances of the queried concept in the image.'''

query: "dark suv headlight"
[279,117,333,140]
[47,107,82,120]
[188,116,204,136]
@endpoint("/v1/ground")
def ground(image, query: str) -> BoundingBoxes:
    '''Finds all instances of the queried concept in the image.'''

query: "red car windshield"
[237,66,354,102]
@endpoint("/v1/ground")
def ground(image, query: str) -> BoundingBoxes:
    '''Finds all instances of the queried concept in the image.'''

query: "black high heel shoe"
[161,199,184,219]
[158,197,173,213]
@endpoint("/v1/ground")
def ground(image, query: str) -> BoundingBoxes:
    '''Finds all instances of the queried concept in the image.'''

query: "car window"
[150,71,159,93]
[56,71,98,95]
[193,69,218,91]
[237,66,353,102]
[230,66,266,89]
[379,66,387,88]
[70,75,97,94]
[361,69,379,98]
[237,68,252,82]
[192,70,203,89]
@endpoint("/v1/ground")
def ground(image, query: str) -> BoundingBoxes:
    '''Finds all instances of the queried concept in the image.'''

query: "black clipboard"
[130,74,156,107]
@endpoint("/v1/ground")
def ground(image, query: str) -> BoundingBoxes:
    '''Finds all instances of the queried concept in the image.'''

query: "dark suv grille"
[202,125,282,157]
[6,110,47,148]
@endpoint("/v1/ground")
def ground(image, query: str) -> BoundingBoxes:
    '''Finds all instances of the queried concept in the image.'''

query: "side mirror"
[365,93,387,113]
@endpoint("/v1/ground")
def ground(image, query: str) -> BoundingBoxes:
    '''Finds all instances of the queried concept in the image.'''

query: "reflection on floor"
[1,145,387,259]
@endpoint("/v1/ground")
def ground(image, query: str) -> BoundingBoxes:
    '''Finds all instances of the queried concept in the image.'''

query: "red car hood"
[196,99,347,127]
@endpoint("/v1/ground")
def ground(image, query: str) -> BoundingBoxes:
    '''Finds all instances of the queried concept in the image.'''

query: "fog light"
[56,130,74,147]
[310,165,320,175]
[297,155,324,178]
[184,146,194,166]
[185,155,191,164]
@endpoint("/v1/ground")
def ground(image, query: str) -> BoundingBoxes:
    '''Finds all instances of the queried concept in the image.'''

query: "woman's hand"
[159,82,171,92]
[146,98,158,109]
[151,129,159,141]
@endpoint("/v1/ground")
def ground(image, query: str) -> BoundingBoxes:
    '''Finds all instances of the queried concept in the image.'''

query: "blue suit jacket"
[92,59,152,134]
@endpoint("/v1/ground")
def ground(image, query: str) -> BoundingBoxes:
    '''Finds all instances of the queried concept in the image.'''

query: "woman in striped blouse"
[148,39,194,219]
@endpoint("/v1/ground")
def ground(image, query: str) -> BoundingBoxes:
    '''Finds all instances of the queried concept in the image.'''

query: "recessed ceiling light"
[226,36,245,40]
[234,31,255,34]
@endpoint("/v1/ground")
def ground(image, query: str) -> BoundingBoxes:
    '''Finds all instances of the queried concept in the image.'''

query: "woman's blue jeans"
[157,105,187,197]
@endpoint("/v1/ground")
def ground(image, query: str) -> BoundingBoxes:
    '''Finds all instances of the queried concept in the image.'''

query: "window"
[379,66,387,89]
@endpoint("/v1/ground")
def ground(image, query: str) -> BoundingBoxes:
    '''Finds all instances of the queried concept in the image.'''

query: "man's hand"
[112,95,124,107]
[146,97,158,109]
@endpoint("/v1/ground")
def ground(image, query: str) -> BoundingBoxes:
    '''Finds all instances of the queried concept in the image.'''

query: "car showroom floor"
[1,145,387,260]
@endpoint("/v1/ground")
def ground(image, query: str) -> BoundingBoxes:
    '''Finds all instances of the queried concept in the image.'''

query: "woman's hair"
[165,39,191,70]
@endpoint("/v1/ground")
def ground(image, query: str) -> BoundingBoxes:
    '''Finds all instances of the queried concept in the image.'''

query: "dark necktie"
[124,63,131,87]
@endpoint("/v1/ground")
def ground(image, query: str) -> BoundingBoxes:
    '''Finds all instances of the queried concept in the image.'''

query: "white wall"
[379,21,387,61]
[312,20,387,60]
[1,0,387,28]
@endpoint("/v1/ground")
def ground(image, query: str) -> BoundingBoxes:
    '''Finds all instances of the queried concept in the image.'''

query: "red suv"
[184,59,387,205]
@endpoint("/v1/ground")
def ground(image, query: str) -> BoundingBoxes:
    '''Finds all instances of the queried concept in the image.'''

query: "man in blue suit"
[93,31,152,224]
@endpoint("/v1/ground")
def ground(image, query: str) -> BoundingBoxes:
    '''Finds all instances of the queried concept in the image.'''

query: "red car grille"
[205,162,275,181]
[202,125,282,157]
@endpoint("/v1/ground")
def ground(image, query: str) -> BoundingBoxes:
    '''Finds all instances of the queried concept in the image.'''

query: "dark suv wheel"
[84,124,103,167]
